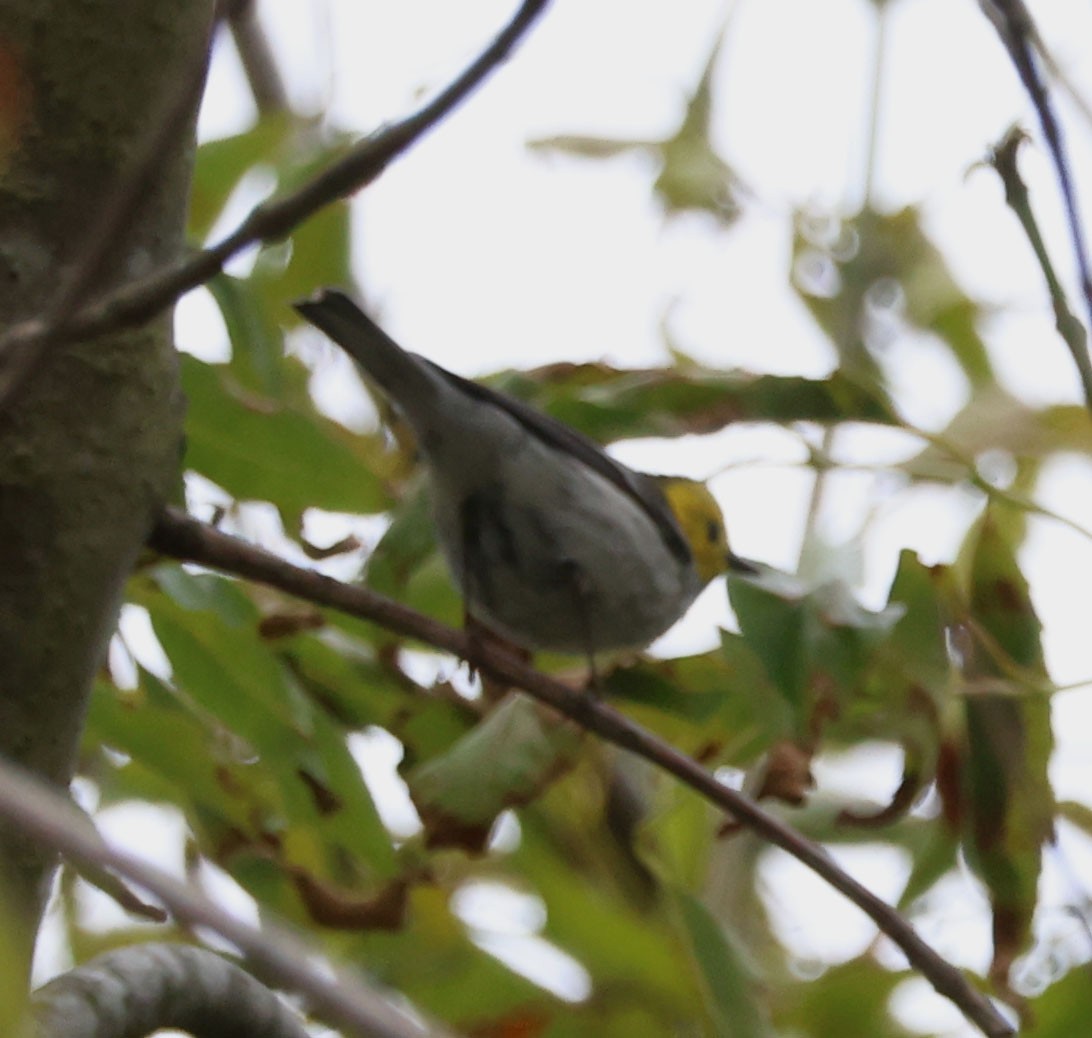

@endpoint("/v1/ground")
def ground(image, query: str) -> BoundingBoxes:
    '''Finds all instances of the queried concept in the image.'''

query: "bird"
[294,289,752,658]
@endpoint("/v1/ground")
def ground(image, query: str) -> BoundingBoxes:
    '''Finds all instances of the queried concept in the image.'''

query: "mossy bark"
[0,0,214,987]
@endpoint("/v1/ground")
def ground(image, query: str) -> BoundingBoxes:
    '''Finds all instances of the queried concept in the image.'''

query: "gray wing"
[297,289,693,568]
[427,361,692,567]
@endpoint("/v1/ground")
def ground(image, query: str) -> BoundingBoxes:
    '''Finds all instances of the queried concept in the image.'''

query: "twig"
[226,0,290,115]
[148,506,1015,1038]
[987,128,1092,412]
[0,756,457,1038]
[1031,31,1092,135]
[980,0,1092,352]
[0,0,551,375]
[0,11,217,414]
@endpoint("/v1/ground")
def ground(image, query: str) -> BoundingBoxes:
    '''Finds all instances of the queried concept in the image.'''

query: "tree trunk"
[0,0,214,990]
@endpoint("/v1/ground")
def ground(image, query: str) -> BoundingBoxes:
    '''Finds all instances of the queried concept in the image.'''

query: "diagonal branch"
[0,757,457,1038]
[148,507,1015,1038]
[980,0,1092,347]
[0,0,551,386]
[225,0,289,116]
[988,128,1092,413]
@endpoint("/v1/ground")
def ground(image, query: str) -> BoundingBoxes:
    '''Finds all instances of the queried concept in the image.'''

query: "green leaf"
[897,828,959,910]
[674,890,772,1038]
[363,485,456,618]
[126,570,401,884]
[774,958,912,1037]
[728,569,903,748]
[605,650,746,723]
[181,353,389,519]
[206,273,286,396]
[644,780,723,894]
[604,639,788,766]
[874,550,952,698]
[138,569,305,756]
[494,364,893,447]
[727,571,810,710]
[807,579,904,693]
[1029,965,1092,1037]
[944,510,1055,984]
[88,670,248,821]
[963,511,1047,679]
[903,392,1092,486]
[820,551,953,825]
[151,563,257,623]
[189,115,294,241]
[299,708,398,876]
[653,27,740,224]
[257,199,352,305]
[793,206,993,388]
[530,25,741,225]
[406,695,584,852]
[277,627,404,730]
[349,886,544,1022]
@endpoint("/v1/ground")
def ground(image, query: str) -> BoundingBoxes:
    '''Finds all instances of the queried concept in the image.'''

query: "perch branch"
[148,506,1015,1038]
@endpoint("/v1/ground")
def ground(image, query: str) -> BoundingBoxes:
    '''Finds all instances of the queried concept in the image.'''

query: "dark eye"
[706,519,720,543]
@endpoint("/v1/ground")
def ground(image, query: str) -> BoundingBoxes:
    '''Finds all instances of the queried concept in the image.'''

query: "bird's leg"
[463,609,530,702]
[458,490,530,699]
[557,557,600,692]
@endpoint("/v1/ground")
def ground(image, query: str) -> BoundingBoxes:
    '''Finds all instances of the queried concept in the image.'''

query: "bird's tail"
[294,289,440,420]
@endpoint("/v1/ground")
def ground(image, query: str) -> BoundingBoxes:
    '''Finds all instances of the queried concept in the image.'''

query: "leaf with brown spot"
[296,767,342,816]
[755,739,815,806]
[288,868,408,931]
[467,1009,552,1038]
[258,608,324,639]
[405,694,584,853]
[503,363,893,446]
[942,510,1055,993]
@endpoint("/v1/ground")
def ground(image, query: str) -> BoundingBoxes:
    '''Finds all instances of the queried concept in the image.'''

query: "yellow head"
[657,477,748,584]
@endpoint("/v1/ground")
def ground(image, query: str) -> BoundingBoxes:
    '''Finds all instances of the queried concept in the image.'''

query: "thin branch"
[0,11,217,414]
[1032,33,1092,135]
[0,757,458,1038]
[980,0,1092,350]
[227,0,290,116]
[148,507,1015,1038]
[0,0,551,376]
[798,4,888,568]
[987,128,1092,413]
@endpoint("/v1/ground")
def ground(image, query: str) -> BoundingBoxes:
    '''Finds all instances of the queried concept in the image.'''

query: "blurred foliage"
[529,26,741,225]
[68,15,1092,1038]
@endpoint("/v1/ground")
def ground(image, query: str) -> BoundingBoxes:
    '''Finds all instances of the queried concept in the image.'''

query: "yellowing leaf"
[939,511,1055,994]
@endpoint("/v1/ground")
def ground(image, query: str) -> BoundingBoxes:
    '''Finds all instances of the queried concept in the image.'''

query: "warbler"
[295,289,751,656]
